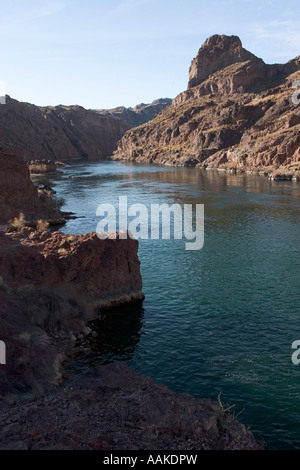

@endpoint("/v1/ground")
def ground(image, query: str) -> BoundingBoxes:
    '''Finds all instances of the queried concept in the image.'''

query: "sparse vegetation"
[8,213,26,231]
[36,219,49,232]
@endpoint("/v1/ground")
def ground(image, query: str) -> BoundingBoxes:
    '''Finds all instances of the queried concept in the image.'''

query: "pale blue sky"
[0,0,299,109]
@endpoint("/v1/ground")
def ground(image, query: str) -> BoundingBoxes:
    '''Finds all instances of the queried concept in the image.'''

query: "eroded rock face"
[113,35,300,178]
[0,97,128,162]
[188,35,259,89]
[1,229,144,309]
[0,229,144,396]
[0,150,63,225]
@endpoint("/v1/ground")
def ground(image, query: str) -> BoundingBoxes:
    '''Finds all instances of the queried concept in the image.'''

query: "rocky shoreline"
[0,362,263,450]
[27,160,65,175]
[0,150,66,227]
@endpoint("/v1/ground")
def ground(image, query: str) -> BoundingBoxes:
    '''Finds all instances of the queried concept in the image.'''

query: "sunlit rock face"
[114,35,300,179]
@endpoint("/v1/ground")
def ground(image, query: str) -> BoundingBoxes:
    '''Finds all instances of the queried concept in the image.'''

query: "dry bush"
[9,213,26,231]
[36,219,49,232]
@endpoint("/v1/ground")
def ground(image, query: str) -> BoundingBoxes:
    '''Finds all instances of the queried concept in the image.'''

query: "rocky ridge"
[113,35,300,180]
[0,96,128,162]
[94,98,172,128]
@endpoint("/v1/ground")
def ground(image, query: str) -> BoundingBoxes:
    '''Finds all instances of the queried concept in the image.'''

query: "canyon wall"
[0,97,128,162]
[113,35,300,179]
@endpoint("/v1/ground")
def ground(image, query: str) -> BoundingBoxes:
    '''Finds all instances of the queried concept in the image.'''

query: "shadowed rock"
[0,150,64,226]
[0,362,264,450]
[0,229,144,396]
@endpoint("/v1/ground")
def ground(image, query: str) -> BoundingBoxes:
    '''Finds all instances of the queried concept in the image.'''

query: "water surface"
[46,161,300,450]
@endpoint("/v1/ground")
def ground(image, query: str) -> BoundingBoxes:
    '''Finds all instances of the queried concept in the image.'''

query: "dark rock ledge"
[0,362,263,450]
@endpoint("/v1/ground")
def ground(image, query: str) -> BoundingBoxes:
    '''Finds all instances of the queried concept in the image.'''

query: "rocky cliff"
[188,35,260,89]
[0,96,128,162]
[0,228,144,396]
[0,150,64,225]
[95,98,172,128]
[113,35,300,179]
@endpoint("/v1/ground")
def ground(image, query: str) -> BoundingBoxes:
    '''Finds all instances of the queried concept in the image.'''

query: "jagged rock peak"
[188,34,260,89]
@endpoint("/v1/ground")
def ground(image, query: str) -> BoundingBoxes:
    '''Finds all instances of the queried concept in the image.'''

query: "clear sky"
[0,0,299,109]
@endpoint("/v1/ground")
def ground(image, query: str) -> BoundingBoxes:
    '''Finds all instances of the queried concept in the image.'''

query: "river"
[44,160,300,450]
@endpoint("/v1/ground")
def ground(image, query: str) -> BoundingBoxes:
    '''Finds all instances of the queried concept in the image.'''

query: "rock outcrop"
[0,228,144,396]
[113,35,300,178]
[188,35,260,89]
[95,98,172,128]
[0,97,128,162]
[0,150,64,226]
[0,362,263,450]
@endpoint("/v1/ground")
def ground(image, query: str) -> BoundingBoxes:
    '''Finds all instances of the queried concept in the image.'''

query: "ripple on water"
[50,161,300,450]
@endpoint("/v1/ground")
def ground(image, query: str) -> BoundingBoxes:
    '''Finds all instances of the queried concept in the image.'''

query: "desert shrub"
[9,213,26,231]
[36,219,49,232]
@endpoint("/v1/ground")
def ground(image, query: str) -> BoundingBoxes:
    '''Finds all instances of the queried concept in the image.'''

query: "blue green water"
[46,160,300,449]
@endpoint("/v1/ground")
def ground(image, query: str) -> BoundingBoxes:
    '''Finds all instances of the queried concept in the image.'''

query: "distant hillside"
[113,35,300,180]
[94,98,172,128]
[0,97,128,162]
